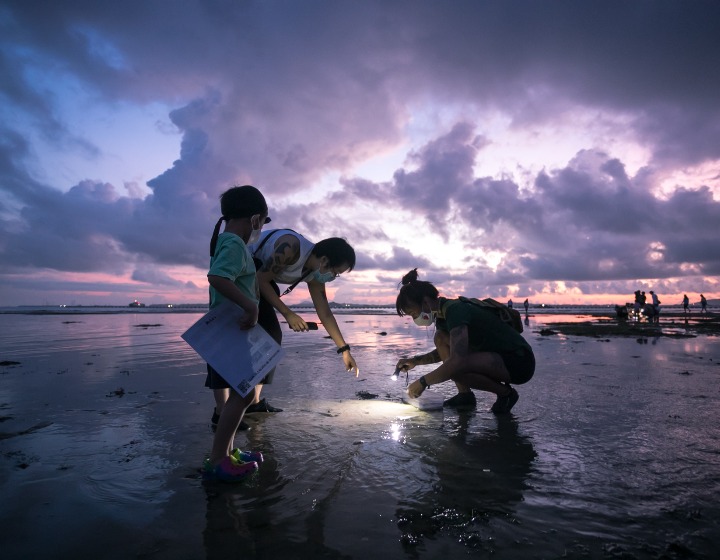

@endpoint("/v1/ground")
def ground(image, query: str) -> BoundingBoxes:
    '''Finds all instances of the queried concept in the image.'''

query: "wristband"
[336,344,350,354]
[419,376,429,389]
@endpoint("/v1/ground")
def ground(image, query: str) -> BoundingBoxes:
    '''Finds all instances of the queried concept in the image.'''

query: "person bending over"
[251,229,359,386]
[395,269,535,414]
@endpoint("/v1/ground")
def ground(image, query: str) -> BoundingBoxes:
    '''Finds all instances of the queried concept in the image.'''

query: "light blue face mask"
[313,270,336,283]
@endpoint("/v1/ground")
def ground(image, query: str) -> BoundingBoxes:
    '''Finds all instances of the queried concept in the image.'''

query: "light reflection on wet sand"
[1,312,719,559]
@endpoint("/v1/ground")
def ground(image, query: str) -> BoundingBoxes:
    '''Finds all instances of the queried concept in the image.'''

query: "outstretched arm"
[407,325,469,397]
[308,280,359,376]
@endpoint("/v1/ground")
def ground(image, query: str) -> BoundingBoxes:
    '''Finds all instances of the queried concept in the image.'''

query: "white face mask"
[413,309,435,327]
[247,216,262,245]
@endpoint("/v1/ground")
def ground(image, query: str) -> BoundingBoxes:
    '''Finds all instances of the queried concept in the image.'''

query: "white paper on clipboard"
[181,299,284,397]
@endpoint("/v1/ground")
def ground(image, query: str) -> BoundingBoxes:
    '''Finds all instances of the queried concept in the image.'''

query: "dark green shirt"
[437,297,531,356]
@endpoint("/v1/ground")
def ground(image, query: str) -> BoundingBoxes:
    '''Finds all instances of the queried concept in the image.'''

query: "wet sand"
[1,312,719,559]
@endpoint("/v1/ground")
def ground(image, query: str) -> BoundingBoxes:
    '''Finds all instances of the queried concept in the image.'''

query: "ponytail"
[210,216,225,257]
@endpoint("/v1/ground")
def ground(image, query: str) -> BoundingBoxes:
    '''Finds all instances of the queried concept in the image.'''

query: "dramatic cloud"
[1,0,719,305]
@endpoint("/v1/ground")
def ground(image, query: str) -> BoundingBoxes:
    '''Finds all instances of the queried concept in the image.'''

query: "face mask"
[312,257,337,283]
[247,216,262,245]
[313,270,336,283]
[413,310,435,327]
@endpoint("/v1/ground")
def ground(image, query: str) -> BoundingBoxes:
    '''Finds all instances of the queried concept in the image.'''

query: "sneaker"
[491,387,519,414]
[211,410,250,431]
[231,448,264,465]
[245,398,283,413]
[202,456,258,482]
[443,391,477,409]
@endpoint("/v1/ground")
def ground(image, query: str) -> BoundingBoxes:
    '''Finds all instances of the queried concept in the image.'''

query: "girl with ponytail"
[202,185,270,482]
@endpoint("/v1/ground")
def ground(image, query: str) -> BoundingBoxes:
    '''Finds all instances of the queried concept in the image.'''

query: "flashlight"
[392,367,409,385]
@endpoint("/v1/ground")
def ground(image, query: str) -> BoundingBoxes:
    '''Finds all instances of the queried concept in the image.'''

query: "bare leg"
[435,331,471,394]
[213,388,230,416]
[454,352,513,397]
[245,376,282,413]
[251,384,262,406]
[210,390,254,464]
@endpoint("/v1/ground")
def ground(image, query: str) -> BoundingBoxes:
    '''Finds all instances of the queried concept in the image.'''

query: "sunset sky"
[1,0,719,307]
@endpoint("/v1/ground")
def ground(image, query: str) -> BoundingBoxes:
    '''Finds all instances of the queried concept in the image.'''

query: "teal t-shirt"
[438,297,531,355]
[208,232,258,309]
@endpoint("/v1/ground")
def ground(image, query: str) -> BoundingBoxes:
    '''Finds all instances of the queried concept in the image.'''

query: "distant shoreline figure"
[633,290,642,316]
[507,299,513,309]
[682,294,690,314]
[700,294,707,314]
[523,298,529,316]
[649,290,661,323]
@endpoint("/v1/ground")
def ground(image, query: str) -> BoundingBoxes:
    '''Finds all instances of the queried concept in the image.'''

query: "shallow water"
[1,312,718,559]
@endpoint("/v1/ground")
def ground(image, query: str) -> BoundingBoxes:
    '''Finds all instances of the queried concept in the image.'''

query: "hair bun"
[400,268,419,286]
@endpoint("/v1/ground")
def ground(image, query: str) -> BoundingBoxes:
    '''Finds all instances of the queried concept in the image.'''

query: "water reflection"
[395,414,536,552]
[202,438,362,559]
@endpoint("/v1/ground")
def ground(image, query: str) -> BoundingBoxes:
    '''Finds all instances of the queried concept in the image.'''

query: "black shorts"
[500,348,535,385]
[205,362,230,390]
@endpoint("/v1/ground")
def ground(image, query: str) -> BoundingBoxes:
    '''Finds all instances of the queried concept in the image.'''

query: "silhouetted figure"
[700,294,707,314]
[643,303,659,323]
[523,298,529,317]
[682,294,690,314]
[507,299,513,309]
[633,290,642,316]
[649,290,661,323]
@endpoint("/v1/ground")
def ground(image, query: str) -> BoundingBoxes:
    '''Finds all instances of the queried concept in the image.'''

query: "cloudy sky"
[2,0,719,307]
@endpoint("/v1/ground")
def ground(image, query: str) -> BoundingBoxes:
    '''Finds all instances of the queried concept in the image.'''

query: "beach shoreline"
[1,311,718,559]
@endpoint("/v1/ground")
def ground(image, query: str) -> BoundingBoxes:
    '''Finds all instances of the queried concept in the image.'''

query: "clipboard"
[181,300,284,396]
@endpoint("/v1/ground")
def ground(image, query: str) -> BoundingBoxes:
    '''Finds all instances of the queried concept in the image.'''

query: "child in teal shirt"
[203,185,270,482]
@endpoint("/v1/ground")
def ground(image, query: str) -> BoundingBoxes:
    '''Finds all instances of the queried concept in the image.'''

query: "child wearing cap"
[202,184,270,482]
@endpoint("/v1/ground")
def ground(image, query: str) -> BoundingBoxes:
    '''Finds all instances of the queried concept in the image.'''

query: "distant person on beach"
[507,299,513,309]
[523,298,529,316]
[203,185,270,482]
[633,290,642,315]
[394,269,535,414]
[700,294,707,314]
[649,290,661,322]
[650,291,660,309]
[683,294,690,314]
